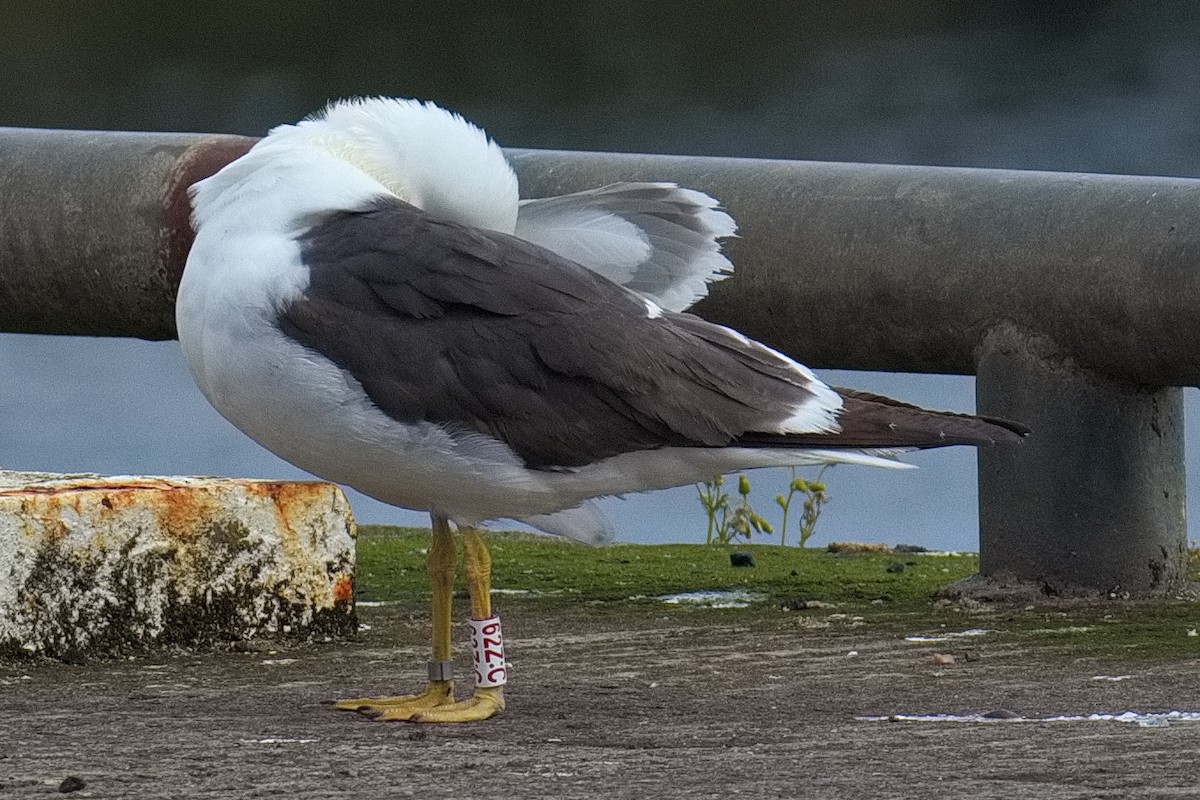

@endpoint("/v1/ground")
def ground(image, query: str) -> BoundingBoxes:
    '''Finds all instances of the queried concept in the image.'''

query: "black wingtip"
[978,415,1031,444]
[736,387,1032,451]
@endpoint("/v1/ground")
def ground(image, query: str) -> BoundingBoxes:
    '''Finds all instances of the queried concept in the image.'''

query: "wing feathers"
[283,198,831,469]
[516,182,736,312]
[284,198,1022,473]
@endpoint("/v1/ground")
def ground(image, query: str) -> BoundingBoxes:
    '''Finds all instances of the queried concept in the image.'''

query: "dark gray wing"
[281,198,826,469]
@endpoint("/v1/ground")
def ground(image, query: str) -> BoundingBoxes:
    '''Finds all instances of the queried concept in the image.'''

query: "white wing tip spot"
[777,381,844,435]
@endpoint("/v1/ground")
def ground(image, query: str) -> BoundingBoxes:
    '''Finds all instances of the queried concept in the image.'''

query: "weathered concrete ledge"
[0,471,357,657]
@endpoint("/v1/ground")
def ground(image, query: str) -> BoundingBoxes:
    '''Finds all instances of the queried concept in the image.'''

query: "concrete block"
[0,471,357,657]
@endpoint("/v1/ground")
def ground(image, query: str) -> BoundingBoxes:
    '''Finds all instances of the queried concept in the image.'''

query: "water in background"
[3,2,1199,549]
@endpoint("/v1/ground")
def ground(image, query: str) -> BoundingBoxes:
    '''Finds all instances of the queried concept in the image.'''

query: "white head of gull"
[176,97,1026,723]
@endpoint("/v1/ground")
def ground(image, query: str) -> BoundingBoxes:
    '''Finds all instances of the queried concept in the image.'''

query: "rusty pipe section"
[0,128,254,339]
[4,127,1200,386]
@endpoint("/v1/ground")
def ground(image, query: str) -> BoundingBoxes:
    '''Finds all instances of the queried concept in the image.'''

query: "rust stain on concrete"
[0,472,357,657]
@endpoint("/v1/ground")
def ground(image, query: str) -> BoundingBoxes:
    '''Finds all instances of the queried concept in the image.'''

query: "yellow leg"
[335,514,457,719]
[404,526,505,723]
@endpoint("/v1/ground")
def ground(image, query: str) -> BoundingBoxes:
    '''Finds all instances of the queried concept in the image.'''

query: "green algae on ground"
[354,526,976,611]
[354,525,1200,659]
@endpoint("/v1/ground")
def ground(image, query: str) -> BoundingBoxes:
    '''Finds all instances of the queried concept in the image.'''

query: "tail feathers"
[514,500,615,546]
[739,387,1028,450]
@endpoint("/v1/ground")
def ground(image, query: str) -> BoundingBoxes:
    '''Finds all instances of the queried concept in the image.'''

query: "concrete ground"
[3,603,1198,799]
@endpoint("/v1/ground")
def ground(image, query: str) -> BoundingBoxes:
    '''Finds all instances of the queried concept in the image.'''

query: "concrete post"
[971,325,1189,597]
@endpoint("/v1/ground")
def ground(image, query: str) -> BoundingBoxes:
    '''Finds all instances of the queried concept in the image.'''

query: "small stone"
[781,597,808,611]
[931,653,955,665]
[59,776,86,793]
[56,648,87,666]
[981,708,1022,720]
[886,562,905,574]
[729,550,755,568]
[962,650,981,662]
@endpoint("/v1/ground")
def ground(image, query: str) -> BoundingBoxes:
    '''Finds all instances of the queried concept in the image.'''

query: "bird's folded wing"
[279,198,835,471]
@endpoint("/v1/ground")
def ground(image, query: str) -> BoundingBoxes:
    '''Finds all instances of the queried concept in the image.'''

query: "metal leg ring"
[427,660,455,682]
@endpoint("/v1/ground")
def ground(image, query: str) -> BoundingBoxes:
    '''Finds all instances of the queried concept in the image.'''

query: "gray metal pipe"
[5,127,1200,389]
[508,149,1200,387]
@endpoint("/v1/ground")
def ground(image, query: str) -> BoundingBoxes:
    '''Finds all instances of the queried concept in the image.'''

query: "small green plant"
[730,473,774,543]
[775,465,831,547]
[697,475,729,545]
[697,473,773,545]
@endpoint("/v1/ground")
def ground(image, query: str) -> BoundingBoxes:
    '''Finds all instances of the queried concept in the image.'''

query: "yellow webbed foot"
[335,680,454,720]
[336,683,503,723]
[407,687,505,723]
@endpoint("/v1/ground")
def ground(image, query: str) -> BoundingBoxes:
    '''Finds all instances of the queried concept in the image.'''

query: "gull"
[176,97,1025,722]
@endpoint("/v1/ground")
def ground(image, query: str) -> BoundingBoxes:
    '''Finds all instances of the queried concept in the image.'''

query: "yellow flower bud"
[753,514,774,534]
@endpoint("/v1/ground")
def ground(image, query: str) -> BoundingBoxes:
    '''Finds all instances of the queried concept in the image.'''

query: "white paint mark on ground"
[659,589,768,608]
[904,628,993,643]
[859,711,1200,728]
